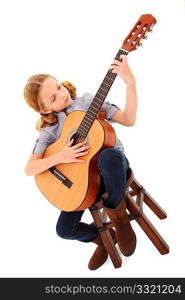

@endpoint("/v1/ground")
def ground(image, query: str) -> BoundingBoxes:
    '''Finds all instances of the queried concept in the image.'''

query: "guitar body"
[35,110,116,211]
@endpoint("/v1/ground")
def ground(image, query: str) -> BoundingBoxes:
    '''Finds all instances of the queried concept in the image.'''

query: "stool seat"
[89,167,169,269]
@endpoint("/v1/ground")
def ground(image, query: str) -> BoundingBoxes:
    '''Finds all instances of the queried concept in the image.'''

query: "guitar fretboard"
[76,48,128,139]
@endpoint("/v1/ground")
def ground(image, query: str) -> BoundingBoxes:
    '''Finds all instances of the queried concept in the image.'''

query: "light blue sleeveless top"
[32,93,125,155]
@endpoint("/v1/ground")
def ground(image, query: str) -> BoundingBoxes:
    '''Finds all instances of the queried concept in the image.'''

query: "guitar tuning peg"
[136,43,142,49]
[148,26,153,32]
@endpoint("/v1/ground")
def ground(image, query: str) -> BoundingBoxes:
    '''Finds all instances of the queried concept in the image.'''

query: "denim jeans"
[56,148,130,243]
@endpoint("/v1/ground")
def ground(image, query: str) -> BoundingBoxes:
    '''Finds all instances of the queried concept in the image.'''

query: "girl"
[24,54,137,270]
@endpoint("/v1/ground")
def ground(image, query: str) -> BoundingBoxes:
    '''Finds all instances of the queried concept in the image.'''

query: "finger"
[120,54,127,61]
[111,69,119,74]
[110,65,119,69]
[74,146,89,153]
[72,141,86,149]
[110,67,119,72]
[109,66,115,71]
[111,60,120,66]
[75,151,88,157]
[67,138,74,145]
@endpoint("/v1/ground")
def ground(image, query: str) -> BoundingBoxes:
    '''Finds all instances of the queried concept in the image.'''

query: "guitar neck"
[76,48,128,139]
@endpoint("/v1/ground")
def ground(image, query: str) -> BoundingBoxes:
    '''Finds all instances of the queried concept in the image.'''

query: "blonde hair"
[23,74,77,130]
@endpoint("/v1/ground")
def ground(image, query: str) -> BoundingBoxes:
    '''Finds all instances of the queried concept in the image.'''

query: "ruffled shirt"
[32,92,125,155]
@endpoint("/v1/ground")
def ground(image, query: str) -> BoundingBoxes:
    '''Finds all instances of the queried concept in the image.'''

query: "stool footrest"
[128,185,144,220]
[97,225,107,232]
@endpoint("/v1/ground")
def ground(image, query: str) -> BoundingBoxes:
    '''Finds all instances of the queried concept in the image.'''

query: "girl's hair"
[23,74,77,130]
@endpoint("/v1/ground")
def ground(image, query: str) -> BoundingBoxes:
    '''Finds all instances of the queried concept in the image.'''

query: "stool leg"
[89,206,122,268]
[99,230,122,268]
[126,193,169,255]
[131,178,167,219]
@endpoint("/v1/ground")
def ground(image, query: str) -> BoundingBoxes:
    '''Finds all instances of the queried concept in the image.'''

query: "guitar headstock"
[122,14,157,52]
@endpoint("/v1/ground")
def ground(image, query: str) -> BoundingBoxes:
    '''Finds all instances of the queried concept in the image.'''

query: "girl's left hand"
[109,54,135,84]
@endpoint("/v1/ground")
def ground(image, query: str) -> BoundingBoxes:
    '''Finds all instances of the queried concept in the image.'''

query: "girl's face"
[39,77,73,114]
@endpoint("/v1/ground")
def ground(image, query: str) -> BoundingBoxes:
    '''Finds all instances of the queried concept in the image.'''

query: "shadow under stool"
[89,167,170,268]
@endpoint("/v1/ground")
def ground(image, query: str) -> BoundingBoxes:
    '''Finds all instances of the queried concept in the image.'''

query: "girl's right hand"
[57,138,90,163]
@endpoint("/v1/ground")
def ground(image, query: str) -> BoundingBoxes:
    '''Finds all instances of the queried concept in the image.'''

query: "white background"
[0,0,185,277]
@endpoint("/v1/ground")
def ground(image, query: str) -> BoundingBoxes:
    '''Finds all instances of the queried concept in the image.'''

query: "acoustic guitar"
[35,14,157,212]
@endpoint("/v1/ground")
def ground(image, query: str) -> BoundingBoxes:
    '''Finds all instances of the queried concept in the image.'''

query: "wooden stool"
[89,167,170,269]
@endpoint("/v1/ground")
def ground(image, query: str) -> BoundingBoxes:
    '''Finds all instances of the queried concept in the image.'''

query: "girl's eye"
[57,85,61,90]
[51,96,56,102]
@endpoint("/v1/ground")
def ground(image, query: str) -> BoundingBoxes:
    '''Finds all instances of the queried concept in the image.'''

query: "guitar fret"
[84,115,94,124]
[86,117,94,125]
[88,108,97,116]
[105,75,114,81]
[104,77,111,83]
[77,128,84,137]
[95,95,104,103]
[104,79,112,86]
[107,71,115,78]
[91,102,100,109]
[99,86,108,93]
[79,126,87,135]
[82,119,90,127]
[102,81,110,87]
[97,91,105,98]
[94,97,102,104]
[79,131,86,138]
[84,114,91,121]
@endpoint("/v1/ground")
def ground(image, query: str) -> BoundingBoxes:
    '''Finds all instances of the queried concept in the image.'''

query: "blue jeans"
[56,148,130,243]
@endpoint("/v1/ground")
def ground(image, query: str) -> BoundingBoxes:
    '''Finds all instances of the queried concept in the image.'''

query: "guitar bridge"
[49,167,73,188]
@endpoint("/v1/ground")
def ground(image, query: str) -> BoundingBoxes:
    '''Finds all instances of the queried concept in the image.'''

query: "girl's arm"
[111,79,137,126]
[110,55,137,126]
[24,153,60,176]
[24,139,89,176]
